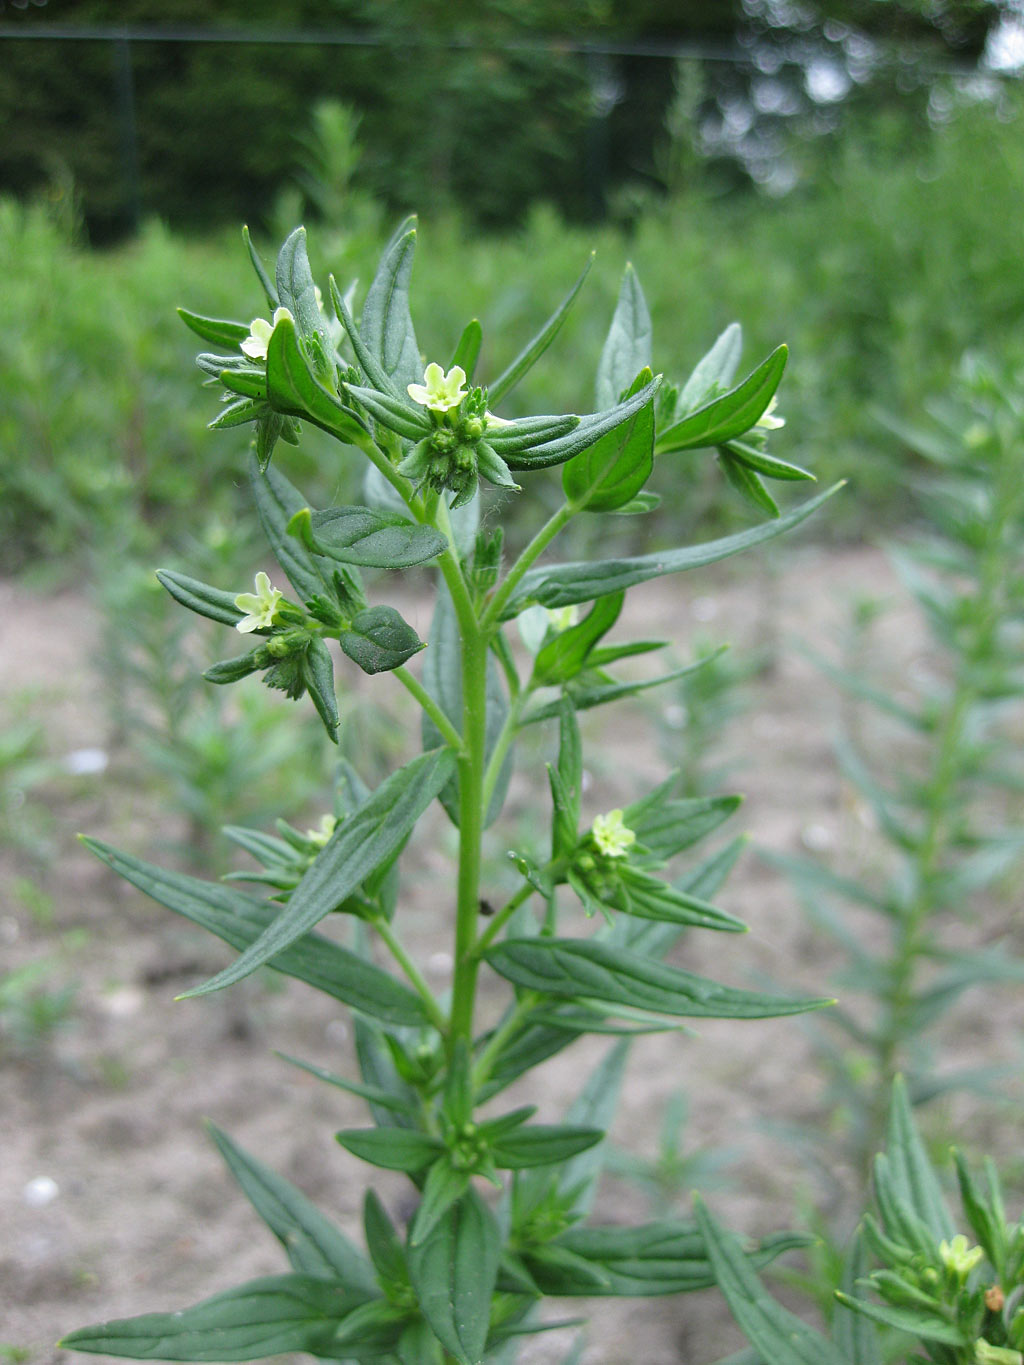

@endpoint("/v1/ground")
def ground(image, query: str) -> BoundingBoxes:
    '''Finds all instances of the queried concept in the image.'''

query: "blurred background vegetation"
[2,0,1023,578]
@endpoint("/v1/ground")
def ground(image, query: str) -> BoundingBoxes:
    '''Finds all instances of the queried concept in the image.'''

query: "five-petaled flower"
[241,307,295,362]
[939,1234,984,1280]
[407,362,468,413]
[591,810,636,859]
[756,395,785,430]
[234,572,285,633]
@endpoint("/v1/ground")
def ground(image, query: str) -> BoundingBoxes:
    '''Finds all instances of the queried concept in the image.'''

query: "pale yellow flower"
[407,362,467,413]
[755,394,785,430]
[234,572,284,633]
[939,1234,984,1279]
[241,307,295,361]
[591,810,636,859]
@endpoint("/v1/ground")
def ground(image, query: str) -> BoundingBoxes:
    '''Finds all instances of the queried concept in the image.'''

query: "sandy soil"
[2,542,1021,1365]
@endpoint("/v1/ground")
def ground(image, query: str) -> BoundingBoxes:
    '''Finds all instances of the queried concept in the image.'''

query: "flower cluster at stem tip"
[399,362,517,509]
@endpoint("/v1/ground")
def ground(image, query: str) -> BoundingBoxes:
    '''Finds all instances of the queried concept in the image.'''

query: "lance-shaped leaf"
[243,224,278,308]
[250,456,339,604]
[529,1219,809,1298]
[833,1231,885,1365]
[504,376,661,471]
[339,605,425,675]
[624,787,742,862]
[718,448,780,518]
[301,637,340,742]
[503,482,843,615]
[523,653,725,725]
[485,412,580,455]
[82,839,430,1026]
[266,315,366,447]
[290,504,446,569]
[451,318,482,380]
[206,1124,377,1292]
[723,438,815,482]
[484,938,832,1019]
[178,308,249,350]
[532,593,624,687]
[407,1189,501,1365]
[345,383,432,441]
[488,255,593,406]
[563,369,655,512]
[676,322,743,413]
[59,1274,376,1360]
[613,865,747,933]
[488,1123,603,1169]
[656,344,787,453]
[695,1197,848,1364]
[361,218,422,392]
[178,748,456,997]
[878,1076,955,1240]
[832,1294,968,1347]
[275,227,332,373]
[157,569,244,628]
[595,263,653,409]
[330,274,402,398]
[335,1126,444,1174]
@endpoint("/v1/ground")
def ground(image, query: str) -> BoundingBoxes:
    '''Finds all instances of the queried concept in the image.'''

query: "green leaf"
[340,605,426,675]
[694,1197,846,1364]
[363,1189,409,1291]
[156,569,243,628]
[724,438,815,482]
[179,748,456,997]
[833,1293,968,1347]
[266,316,366,447]
[880,1076,956,1240]
[624,789,742,862]
[718,449,780,518]
[656,345,787,454]
[335,1126,443,1174]
[553,1038,629,1217]
[177,308,249,349]
[523,653,729,725]
[218,365,266,401]
[484,938,832,1020]
[532,593,623,686]
[60,1274,373,1360]
[451,318,482,381]
[361,218,422,392]
[205,1124,376,1291]
[250,457,336,605]
[330,274,402,398]
[489,1124,604,1169]
[529,1219,809,1298]
[409,1160,471,1245]
[243,224,278,309]
[676,323,743,412]
[488,255,593,406]
[295,504,447,569]
[614,865,746,933]
[407,1189,500,1365]
[275,1052,418,1118]
[300,637,340,742]
[563,375,655,512]
[345,383,432,441]
[275,227,331,372]
[833,1231,884,1365]
[505,376,661,471]
[503,483,843,615]
[595,263,653,409]
[81,839,431,1027]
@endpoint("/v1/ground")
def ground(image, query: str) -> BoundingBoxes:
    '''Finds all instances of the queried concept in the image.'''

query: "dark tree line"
[0,0,1011,239]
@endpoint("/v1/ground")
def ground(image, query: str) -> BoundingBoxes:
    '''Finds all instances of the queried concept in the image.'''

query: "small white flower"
[939,1234,984,1279]
[241,307,295,361]
[591,810,636,859]
[755,395,785,430]
[407,362,468,413]
[545,605,580,633]
[305,814,337,847]
[234,571,284,633]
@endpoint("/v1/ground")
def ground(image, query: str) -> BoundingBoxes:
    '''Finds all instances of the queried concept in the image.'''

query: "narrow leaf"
[656,345,787,453]
[407,1189,500,1365]
[595,264,653,409]
[179,748,456,996]
[489,256,593,406]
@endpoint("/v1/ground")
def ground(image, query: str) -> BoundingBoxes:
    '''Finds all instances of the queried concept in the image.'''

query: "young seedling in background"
[762,355,1024,1180]
[62,221,841,1365]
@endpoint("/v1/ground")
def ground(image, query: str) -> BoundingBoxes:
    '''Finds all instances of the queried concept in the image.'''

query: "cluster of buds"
[398,363,518,508]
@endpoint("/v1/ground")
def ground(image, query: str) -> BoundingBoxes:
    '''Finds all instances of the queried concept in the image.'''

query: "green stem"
[371,914,448,1036]
[475,880,539,956]
[481,685,529,816]
[480,500,576,632]
[394,665,465,755]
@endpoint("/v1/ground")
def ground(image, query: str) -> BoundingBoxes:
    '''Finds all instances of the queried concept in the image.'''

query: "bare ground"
[3,542,1021,1365]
